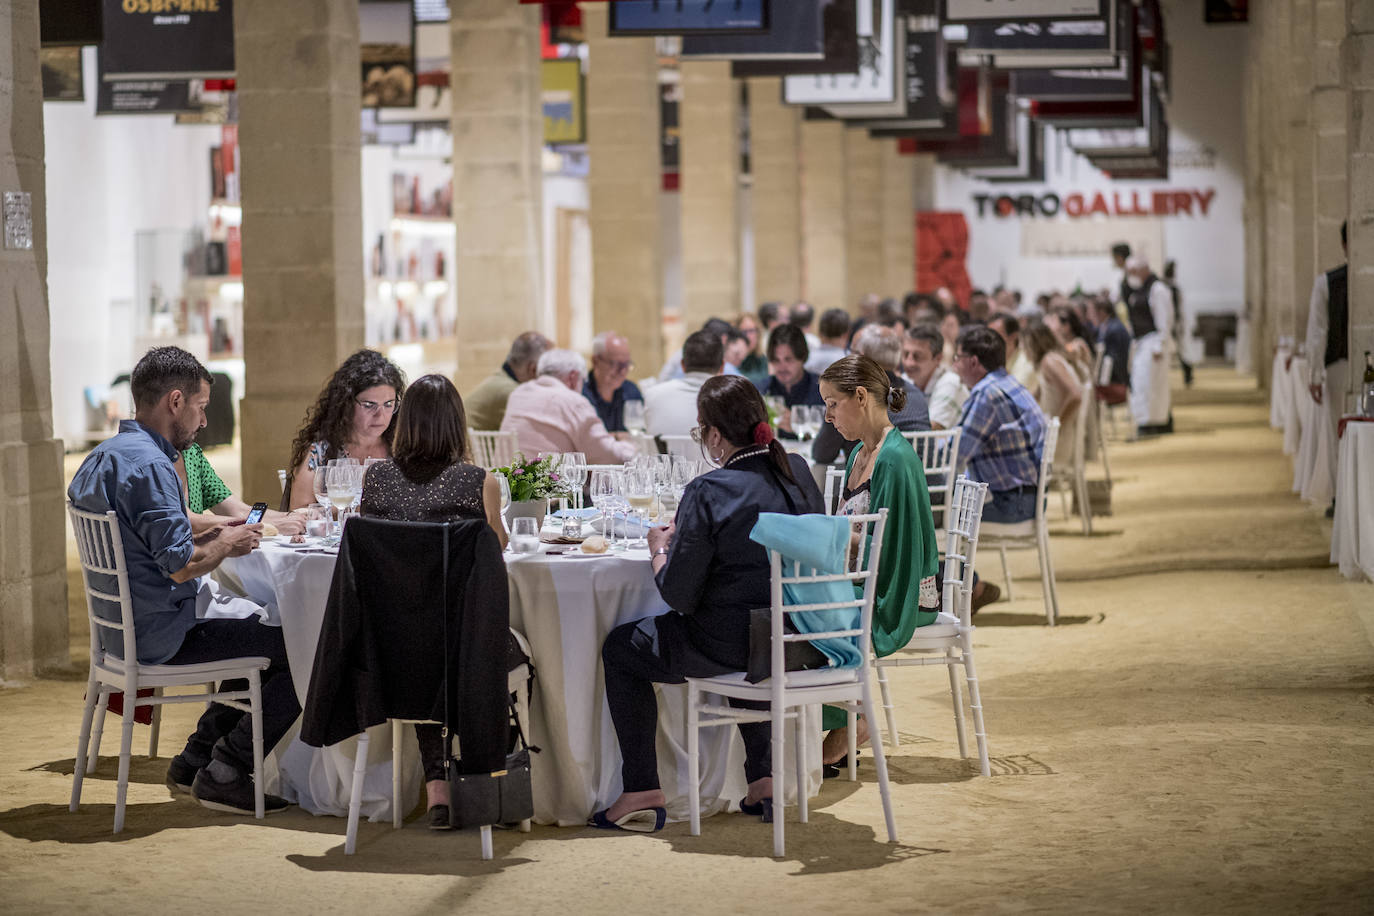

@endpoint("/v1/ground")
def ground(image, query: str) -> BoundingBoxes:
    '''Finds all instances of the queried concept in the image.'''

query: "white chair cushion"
[691,666,861,689]
[903,611,962,641]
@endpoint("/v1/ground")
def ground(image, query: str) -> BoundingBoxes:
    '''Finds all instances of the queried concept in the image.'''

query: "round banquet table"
[1331,419,1374,581]
[223,536,821,825]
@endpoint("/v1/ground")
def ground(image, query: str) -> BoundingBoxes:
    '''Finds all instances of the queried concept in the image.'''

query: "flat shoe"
[427,804,453,831]
[739,797,773,823]
[970,581,1001,614]
[588,806,667,833]
[822,753,858,779]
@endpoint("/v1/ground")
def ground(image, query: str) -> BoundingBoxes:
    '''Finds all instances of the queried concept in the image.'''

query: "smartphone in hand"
[244,502,268,525]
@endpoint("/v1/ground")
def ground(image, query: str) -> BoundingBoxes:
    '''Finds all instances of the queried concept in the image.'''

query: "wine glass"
[589,468,621,549]
[791,405,810,440]
[311,464,333,522]
[325,464,358,538]
[561,452,587,510]
[624,400,647,434]
[623,467,654,548]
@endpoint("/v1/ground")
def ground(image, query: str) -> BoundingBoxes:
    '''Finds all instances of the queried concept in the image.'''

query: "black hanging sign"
[99,0,234,81]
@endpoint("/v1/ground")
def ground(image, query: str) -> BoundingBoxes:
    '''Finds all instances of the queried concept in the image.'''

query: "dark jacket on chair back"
[300,517,510,775]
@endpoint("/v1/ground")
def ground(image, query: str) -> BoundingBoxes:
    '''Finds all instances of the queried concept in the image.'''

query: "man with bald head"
[465,331,553,430]
[583,330,644,433]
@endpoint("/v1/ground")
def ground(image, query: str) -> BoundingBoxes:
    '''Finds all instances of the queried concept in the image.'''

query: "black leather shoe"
[427,804,454,830]
[165,754,201,794]
[191,768,290,815]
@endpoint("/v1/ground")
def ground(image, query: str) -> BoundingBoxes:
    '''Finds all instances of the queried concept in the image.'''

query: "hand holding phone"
[245,502,268,525]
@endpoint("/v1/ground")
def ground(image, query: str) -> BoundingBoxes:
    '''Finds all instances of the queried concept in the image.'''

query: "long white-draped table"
[1331,420,1374,582]
[224,537,820,826]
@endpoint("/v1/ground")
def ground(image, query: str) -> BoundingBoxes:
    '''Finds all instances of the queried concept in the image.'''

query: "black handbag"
[437,524,538,829]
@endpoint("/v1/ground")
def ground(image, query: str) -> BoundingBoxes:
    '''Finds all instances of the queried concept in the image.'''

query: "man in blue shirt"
[953,325,1047,524]
[582,330,644,433]
[68,346,298,816]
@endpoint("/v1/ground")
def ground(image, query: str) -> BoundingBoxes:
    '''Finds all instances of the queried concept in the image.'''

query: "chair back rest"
[902,428,962,516]
[1093,341,1111,386]
[1073,380,1094,470]
[1035,418,1061,512]
[766,510,888,687]
[469,429,518,469]
[277,468,288,497]
[823,466,845,515]
[659,434,696,459]
[942,477,990,625]
[67,504,136,667]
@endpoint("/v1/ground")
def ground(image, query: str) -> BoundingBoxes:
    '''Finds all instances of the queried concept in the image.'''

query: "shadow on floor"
[29,755,168,786]
[973,611,1102,627]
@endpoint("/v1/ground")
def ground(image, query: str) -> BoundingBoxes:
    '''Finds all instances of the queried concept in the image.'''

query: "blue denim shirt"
[68,420,197,664]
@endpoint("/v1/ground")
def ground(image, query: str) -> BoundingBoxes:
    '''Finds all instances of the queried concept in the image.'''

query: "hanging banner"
[99,0,234,81]
[609,0,768,35]
[783,0,898,106]
[821,23,942,121]
[377,21,449,124]
[731,0,858,77]
[542,58,585,145]
[943,0,1105,23]
[681,0,825,61]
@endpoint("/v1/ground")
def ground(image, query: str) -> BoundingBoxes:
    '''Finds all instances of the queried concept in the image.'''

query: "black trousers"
[168,618,300,776]
[601,614,771,794]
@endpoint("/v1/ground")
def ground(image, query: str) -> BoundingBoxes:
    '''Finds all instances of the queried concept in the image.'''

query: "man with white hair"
[501,349,637,464]
[1124,255,1174,435]
[583,331,643,433]
[812,324,930,465]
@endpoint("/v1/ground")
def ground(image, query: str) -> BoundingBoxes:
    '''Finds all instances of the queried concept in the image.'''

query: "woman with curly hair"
[282,349,406,510]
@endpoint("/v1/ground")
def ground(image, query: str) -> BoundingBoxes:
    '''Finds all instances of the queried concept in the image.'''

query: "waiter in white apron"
[1124,256,1174,436]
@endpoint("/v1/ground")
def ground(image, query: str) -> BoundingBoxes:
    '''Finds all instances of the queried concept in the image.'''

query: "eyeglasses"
[689,425,705,444]
[597,356,634,373]
[355,397,400,413]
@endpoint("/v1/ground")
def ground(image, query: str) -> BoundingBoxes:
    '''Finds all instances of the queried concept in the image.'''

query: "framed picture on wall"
[361,0,417,109]
[609,0,768,36]
[542,58,585,146]
[41,46,84,101]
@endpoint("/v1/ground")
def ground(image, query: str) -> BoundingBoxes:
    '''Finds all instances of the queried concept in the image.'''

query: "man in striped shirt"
[953,325,1047,524]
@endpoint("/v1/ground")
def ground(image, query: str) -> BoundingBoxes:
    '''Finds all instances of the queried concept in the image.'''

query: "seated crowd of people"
[67,268,1156,833]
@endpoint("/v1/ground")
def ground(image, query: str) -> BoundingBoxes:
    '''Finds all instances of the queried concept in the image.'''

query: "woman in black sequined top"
[358,373,508,830]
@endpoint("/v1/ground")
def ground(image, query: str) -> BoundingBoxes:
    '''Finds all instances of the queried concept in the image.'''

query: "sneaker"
[165,754,201,794]
[191,768,290,815]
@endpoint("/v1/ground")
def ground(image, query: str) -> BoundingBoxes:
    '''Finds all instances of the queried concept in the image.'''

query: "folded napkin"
[749,513,861,669]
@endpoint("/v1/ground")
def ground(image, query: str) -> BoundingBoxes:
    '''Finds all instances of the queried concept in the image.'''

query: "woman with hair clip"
[283,348,407,510]
[817,355,941,770]
[595,375,824,832]
[358,373,508,830]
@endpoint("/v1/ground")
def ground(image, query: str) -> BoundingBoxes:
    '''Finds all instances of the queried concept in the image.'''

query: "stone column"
[679,61,741,329]
[799,120,847,309]
[1347,0,1374,384]
[1243,31,1271,379]
[747,77,801,306]
[584,6,664,370]
[450,1,544,392]
[0,0,67,679]
[1290,0,1316,348]
[879,139,915,298]
[235,0,364,501]
[843,131,884,308]
[1312,0,1348,274]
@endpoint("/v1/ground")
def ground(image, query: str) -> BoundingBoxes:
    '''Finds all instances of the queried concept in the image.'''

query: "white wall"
[931,1,1248,363]
[44,47,222,447]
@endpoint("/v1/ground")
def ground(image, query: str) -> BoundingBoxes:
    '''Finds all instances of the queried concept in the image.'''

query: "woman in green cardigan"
[818,355,941,765]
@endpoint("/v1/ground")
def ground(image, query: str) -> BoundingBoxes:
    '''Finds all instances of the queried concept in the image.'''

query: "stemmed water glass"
[589,468,622,549]
[624,400,646,434]
[561,452,587,510]
[623,467,654,549]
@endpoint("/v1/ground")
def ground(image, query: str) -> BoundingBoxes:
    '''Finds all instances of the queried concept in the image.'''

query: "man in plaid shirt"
[953,325,1047,524]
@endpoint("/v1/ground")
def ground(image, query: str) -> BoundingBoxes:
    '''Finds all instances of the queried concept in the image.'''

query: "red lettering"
[1195,189,1216,215]
[1152,191,1170,215]
[1171,191,1193,215]
[1088,193,1109,216]
[1064,193,1084,217]
[1129,190,1147,215]
[995,196,1015,216]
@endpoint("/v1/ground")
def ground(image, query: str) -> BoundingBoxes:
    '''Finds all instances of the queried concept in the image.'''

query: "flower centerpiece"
[494,453,572,531]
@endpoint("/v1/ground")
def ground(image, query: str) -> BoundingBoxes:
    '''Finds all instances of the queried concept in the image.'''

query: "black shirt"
[581,378,644,433]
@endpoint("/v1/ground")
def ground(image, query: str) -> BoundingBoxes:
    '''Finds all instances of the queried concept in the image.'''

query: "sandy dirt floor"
[2,367,1370,915]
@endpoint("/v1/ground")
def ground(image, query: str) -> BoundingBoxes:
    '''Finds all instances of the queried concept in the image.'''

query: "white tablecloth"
[1270,349,1294,432]
[1293,385,1336,507]
[1284,356,1307,456]
[1332,422,1374,581]
[225,539,821,826]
